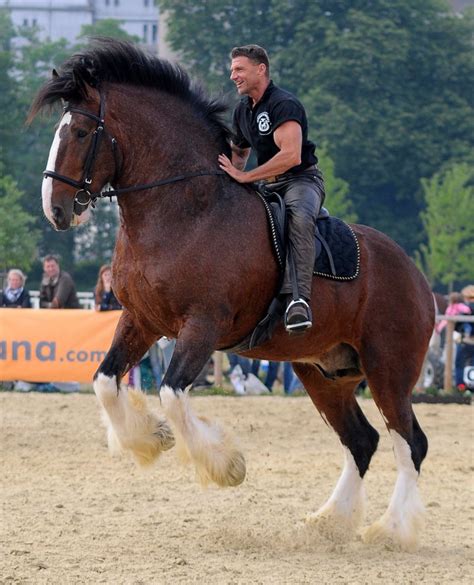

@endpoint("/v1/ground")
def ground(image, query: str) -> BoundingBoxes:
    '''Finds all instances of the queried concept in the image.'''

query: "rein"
[43,91,226,213]
[101,170,226,198]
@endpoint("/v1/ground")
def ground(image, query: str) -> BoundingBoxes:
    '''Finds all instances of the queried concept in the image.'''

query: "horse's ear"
[52,68,59,79]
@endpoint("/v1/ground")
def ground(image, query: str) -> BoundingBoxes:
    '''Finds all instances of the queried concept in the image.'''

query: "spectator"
[37,255,79,391]
[264,361,300,394]
[0,269,31,308]
[39,255,79,309]
[436,292,470,334]
[455,285,474,392]
[226,353,252,377]
[1,269,32,391]
[94,264,122,311]
[149,337,176,388]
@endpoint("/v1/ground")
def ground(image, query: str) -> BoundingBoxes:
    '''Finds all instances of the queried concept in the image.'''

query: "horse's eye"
[77,129,88,139]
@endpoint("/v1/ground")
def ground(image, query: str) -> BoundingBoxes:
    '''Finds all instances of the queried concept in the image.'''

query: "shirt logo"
[257,112,271,135]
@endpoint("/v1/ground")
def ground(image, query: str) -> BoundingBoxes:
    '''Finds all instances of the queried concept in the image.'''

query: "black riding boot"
[284,297,313,333]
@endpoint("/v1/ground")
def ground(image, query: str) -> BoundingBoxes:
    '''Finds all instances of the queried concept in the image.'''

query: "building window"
[114,0,119,6]
[32,18,37,26]
[152,24,157,44]
[144,0,149,6]
[105,0,109,6]
[143,24,148,42]
[23,18,28,26]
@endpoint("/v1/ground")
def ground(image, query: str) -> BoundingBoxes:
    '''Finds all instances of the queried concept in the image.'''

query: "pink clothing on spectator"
[436,302,471,333]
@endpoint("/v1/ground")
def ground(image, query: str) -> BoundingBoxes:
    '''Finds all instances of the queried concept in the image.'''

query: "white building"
[0,0,159,49]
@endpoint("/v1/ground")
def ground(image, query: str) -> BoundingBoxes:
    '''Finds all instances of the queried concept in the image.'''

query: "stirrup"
[284,298,312,333]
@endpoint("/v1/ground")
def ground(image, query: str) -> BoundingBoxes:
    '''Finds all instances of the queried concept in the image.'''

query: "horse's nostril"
[52,206,65,224]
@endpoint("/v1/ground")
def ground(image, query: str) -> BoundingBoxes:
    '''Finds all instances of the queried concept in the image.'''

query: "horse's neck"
[110,88,219,188]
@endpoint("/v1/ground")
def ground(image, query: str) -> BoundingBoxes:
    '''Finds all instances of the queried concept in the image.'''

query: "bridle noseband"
[43,91,225,215]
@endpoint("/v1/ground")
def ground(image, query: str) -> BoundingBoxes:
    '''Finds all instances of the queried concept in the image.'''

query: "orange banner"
[0,309,121,383]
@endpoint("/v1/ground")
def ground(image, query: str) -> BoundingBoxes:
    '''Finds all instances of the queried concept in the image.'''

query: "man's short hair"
[231,45,270,75]
[43,254,60,265]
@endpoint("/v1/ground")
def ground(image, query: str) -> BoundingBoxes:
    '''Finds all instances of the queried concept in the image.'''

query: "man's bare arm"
[219,121,302,183]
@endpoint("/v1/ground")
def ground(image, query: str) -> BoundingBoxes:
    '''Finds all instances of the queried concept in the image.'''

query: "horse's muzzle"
[51,206,71,231]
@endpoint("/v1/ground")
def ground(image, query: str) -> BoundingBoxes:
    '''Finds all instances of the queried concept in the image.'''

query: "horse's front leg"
[159,318,246,488]
[93,310,175,466]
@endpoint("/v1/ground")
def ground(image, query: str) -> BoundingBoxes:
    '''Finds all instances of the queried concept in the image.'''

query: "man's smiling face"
[230,56,265,96]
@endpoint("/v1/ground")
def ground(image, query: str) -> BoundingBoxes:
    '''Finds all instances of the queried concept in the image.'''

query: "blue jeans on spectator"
[265,361,298,394]
[455,342,474,386]
[227,353,252,377]
[149,338,176,387]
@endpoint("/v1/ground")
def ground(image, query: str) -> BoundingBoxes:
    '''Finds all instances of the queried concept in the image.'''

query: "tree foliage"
[76,19,140,45]
[416,163,474,290]
[317,145,357,223]
[0,172,40,272]
[158,0,474,253]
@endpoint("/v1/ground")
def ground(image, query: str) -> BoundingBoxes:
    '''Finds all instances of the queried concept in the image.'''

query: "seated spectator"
[39,255,79,309]
[455,285,474,392]
[226,353,252,377]
[0,269,31,308]
[265,361,300,394]
[94,264,122,311]
[436,291,470,334]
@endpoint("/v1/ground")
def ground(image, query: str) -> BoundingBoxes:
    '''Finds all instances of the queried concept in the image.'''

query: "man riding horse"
[218,44,325,333]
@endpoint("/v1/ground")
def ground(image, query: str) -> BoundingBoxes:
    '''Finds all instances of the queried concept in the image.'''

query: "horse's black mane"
[30,37,231,149]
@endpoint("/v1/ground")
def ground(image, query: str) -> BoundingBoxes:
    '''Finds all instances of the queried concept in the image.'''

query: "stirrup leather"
[284,298,312,332]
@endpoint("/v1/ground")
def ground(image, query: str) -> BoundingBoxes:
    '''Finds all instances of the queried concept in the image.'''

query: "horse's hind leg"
[159,318,246,488]
[361,351,428,552]
[93,310,174,466]
[293,363,379,542]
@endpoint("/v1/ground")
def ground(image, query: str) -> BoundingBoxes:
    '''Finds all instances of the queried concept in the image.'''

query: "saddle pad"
[314,217,360,280]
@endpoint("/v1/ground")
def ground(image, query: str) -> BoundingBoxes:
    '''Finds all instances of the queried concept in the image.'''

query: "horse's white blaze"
[307,447,365,539]
[42,112,72,223]
[160,385,246,487]
[362,431,424,551]
[93,372,174,466]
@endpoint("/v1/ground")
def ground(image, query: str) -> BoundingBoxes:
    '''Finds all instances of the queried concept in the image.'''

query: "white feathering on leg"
[362,431,425,552]
[306,447,366,541]
[160,385,246,487]
[94,373,174,466]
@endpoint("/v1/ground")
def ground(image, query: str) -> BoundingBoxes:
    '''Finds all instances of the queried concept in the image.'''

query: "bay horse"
[30,39,434,551]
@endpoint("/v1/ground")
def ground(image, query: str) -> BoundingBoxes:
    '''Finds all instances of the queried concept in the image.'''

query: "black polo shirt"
[232,81,318,173]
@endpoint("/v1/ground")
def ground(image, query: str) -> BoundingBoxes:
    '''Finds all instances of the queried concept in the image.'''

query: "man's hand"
[218,154,248,183]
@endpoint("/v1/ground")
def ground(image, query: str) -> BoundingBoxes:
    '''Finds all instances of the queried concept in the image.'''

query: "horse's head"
[30,38,233,231]
[31,70,118,231]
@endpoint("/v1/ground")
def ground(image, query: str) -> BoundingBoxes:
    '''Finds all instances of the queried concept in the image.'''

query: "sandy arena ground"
[1,391,473,584]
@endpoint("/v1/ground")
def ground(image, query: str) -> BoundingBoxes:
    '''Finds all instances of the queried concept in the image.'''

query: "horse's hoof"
[211,449,246,488]
[102,387,175,466]
[306,507,357,543]
[154,417,176,452]
[193,426,247,488]
[361,514,423,552]
[123,415,175,467]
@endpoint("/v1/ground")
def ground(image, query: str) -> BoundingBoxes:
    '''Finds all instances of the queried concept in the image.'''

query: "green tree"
[11,29,74,266]
[317,145,357,223]
[416,163,474,290]
[75,19,140,46]
[0,10,20,169]
[158,0,474,254]
[0,172,40,272]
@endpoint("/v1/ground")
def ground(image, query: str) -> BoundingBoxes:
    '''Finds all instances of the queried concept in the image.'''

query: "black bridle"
[43,92,225,214]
